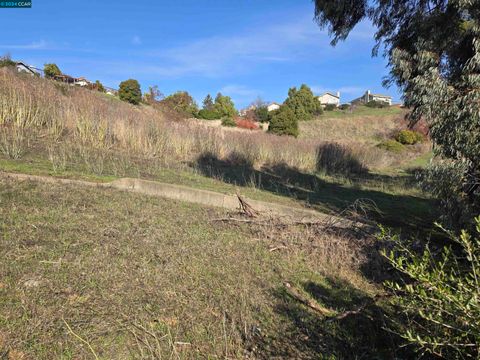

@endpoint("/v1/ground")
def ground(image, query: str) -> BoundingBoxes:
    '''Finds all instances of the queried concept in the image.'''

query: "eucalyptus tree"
[313,0,480,221]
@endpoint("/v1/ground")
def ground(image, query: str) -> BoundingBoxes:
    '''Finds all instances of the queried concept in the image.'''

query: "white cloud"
[131,36,142,46]
[0,40,48,50]
[142,16,330,78]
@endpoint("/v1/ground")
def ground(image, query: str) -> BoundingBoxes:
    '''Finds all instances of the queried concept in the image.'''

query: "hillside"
[0,68,435,358]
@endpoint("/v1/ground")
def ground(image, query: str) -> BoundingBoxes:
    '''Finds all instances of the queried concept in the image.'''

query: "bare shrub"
[316,143,367,175]
[0,126,29,159]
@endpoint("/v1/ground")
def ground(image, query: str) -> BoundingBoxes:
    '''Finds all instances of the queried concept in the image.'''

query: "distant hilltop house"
[74,77,92,87]
[53,74,93,87]
[267,102,281,112]
[352,90,392,106]
[318,92,340,107]
[239,104,257,116]
[105,87,117,96]
[15,62,40,76]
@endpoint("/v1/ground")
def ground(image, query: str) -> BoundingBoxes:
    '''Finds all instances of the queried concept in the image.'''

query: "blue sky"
[0,0,400,108]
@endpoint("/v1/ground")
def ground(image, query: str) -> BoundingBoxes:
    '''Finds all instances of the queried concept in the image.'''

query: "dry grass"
[0,68,429,176]
[0,178,397,359]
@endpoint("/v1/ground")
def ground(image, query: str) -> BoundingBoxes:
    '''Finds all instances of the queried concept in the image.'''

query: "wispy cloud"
[141,16,328,78]
[0,40,49,50]
[219,84,262,105]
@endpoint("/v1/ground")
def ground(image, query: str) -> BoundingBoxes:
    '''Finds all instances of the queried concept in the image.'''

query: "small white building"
[318,92,340,107]
[74,77,91,87]
[352,90,392,105]
[267,102,281,112]
[15,62,39,76]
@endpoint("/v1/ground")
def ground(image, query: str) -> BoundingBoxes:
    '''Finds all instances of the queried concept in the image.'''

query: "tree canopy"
[313,0,480,221]
[268,105,298,137]
[118,79,142,105]
[43,63,61,78]
[284,84,322,121]
[213,93,237,118]
[160,91,198,116]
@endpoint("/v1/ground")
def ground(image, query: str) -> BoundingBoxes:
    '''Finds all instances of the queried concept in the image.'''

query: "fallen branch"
[284,282,335,317]
[236,192,259,218]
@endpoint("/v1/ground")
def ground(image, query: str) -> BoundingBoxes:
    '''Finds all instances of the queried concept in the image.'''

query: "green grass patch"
[0,178,407,359]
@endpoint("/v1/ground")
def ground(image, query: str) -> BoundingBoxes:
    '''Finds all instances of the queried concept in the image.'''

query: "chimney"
[336,91,340,98]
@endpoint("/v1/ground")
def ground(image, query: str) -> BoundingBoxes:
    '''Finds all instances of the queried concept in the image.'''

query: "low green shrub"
[198,109,220,120]
[380,217,480,359]
[221,116,236,127]
[377,139,405,153]
[339,104,351,111]
[324,104,336,111]
[395,130,424,145]
[268,105,298,137]
[0,54,15,68]
[254,106,271,123]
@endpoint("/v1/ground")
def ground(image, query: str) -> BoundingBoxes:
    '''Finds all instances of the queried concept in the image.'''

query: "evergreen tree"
[213,93,237,118]
[202,94,214,110]
[268,106,298,137]
[284,84,322,121]
[313,0,480,222]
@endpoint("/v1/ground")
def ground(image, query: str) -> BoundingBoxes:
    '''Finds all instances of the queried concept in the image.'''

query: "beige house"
[352,90,392,105]
[74,77,92,87]
[318,92,340,107]
[267,102,281,112]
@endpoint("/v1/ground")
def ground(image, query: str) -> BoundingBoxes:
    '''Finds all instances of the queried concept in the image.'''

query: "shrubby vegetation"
[0,53,15,68]
[377,139,405,153]
[160,91,198,116]
[381,218,480,359]
[221,116,236,127]
[314,1,480,357]
[142,85,163,105]
[43,63,61,79]
[118,79,142,105]
[268,105,298,137]
[95,80,105,93]
[197,93,237,119]
[213,93,237,118]
[284,84,322,121]
[395,130,423,145]
[419,161,479,227]
[254,106,271,123]
[324,104,336,111]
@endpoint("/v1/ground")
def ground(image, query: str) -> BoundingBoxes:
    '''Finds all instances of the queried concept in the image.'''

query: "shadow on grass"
[246,278,414,359]
[193,151,437,233]
[253,276,413,359]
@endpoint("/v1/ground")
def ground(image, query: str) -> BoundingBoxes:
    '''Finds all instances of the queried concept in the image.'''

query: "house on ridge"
[15,62,40,76]
[267,102,281,112]
[318,92,340,107]
[352,90,392,105]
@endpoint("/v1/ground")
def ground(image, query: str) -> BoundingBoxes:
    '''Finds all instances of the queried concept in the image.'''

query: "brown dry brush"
[0,68,420,175]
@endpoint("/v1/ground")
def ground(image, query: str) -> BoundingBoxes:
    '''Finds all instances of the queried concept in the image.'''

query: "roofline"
[318,92,339,98]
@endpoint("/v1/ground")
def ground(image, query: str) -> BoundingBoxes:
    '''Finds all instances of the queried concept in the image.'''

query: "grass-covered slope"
[0,178,403,359]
